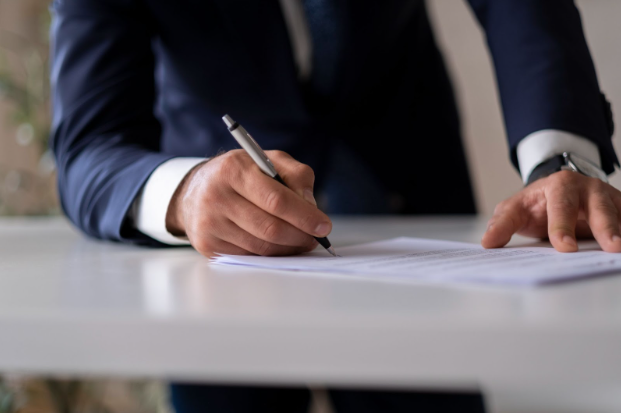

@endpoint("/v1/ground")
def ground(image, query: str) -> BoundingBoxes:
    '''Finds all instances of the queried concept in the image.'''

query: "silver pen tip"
[327,246,339,257]
[222,114,235,128]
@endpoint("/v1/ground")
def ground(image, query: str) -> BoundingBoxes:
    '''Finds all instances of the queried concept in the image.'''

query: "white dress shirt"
[133,0,602,245]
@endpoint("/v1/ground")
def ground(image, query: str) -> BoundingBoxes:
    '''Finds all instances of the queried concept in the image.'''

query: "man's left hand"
[482,170,621,253]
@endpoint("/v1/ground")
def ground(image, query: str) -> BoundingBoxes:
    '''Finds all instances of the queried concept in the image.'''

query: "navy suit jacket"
[50,0,617,245]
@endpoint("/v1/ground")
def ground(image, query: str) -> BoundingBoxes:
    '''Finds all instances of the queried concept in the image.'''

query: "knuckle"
[594,199,617,216]
[265,190,286,215]
[229,148,245,158]
[551,170,577,185]
[296,163,315,181]
[201,214,218,231]
[298,212,316,232]
[220,150,246,182]
[218,152,241,177]
[202,183,220,204]
[551,222,573,233]
[260,218,282,240]
[551,195,578,212]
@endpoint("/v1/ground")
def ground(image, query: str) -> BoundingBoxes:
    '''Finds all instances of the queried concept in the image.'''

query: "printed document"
[211,237,621,285]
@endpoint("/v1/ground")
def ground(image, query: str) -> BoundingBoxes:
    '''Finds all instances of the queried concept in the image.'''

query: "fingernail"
[303,188,317,206]
[563,235,577,247]
[486,222,494,232]
[315,222,330,237]
[613,235,621,243]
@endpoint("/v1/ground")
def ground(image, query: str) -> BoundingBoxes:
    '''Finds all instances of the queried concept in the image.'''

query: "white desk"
[0,217,620,413]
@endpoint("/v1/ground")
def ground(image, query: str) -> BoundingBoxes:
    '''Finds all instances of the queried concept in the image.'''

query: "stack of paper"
[212,237,621,286]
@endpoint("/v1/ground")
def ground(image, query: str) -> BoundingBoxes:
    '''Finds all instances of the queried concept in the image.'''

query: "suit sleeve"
[50,0,174,244]
[465,0,618,173]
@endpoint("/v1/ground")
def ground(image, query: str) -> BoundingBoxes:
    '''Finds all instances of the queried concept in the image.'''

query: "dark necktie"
[301,0,344,97]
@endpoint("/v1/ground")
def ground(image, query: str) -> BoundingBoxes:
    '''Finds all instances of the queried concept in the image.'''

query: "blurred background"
[0,0,620,411]
[2,0,621,218]
[0,0,55,217]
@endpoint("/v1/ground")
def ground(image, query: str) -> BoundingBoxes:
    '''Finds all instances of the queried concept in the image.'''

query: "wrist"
[526,152,608,186]
[166,161,207,236]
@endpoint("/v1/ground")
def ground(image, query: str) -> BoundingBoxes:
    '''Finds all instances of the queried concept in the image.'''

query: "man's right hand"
[165,150,331,257]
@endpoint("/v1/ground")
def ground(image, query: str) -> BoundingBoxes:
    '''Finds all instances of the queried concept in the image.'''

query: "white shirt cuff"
[516,130,601,183]
[134,157,207,245]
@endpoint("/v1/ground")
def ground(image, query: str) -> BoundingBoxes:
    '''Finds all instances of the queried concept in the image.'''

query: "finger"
[214,219,317,256]
[611,196,621,233]
[545,183,580,252]
[586,189,621,252]
[268,150,317,206]
[224,192,317,247]
[481,200,527,249]
[192,234,252,258]
[231,169,332,238]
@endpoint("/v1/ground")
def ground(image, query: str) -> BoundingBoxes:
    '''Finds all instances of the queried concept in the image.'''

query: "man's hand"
[166,150,330,257]
[482,170,621,253]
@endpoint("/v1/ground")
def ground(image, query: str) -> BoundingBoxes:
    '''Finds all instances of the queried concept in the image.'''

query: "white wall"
[428,0,621,214]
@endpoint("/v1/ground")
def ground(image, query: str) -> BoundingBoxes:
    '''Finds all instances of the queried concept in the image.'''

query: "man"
[50,0,619,411]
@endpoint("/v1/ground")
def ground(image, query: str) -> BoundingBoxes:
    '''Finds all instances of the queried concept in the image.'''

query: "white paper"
[211,237,621,285]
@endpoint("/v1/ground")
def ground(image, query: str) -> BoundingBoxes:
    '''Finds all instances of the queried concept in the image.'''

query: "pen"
[222,114,337,257]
